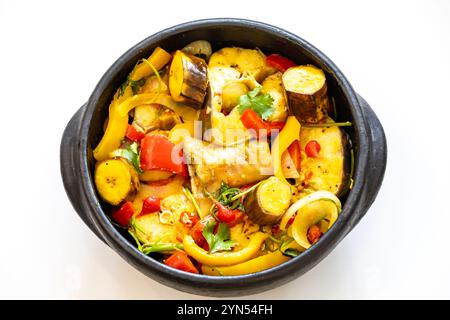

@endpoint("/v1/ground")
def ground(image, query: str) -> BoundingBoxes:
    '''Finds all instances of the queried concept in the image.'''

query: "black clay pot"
[60,18,387,297]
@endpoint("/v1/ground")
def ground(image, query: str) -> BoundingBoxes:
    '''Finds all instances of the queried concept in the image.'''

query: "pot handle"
[351,95,387,227]
[60,104,106,243]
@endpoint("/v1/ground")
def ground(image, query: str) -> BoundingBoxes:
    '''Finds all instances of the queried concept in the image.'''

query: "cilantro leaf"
[118,77,145,96]
[202,220,236,254]
[237,86,274,120]
[119,142,143,174]
[130,78,146,95]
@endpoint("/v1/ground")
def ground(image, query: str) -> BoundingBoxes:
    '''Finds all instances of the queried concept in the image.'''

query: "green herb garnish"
[215,182,244,211]
[202,220,236,254]
[237,86,274,120]
[119,142,143,174]
[130,78,146,95]
[118,78,129,97]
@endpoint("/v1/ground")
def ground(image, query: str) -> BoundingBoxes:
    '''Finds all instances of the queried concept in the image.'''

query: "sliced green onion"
[184,187,202,218]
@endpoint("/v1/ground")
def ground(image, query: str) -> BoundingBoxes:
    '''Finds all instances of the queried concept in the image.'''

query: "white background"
[0,0,449,299]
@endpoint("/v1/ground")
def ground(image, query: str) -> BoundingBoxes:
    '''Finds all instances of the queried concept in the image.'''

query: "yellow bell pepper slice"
[183,232,268,266]
[94,94,199,161]
[201,250,289,276]
[93,47,171,161]
[130,47,171,81]
[271,116,301,184]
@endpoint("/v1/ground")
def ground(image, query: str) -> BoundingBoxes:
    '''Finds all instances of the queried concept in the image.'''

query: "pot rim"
[77,18,370,288]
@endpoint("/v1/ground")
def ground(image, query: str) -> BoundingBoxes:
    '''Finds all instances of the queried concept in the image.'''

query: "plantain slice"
[282,65,330,123]
[244,177,292,225]
[169,50,208,109]
[94,159,139,205]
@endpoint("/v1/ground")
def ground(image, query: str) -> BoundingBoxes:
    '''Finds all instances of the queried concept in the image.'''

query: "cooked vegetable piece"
[182,40,212,61]
[125,124,145,142]
[132,175,185,213]
[133,104,181,133]
[130,47,172,82]
[202,250,290,276]
[307,224,323,244]
[299,119,351,196]
[305,139,321,158]
[279,190,341,231]
[179,212,199,228]
[182,232,268,266]
[222,81,249,113]
[119,93,199,122]
[282,65,330,123]
[266,54,296,72]
[133,213,179,246]
[183,136,272,194]
[139,170,173,182]
[94,159,139,205]
[165,251,199,274]
[261,72,288,122]
[244,177,292,225]
[240,109,285,139]
[111,201,135,227]
[271,116,301,184]
[291,198,340,249]
[169,50,208,109]
[208,47,275,82]
[239,108,269,136]
[287,140,301,171]
[281,148,300,179]
[190,215,215,247]
[140,196,161,215]
[140,134,188,177]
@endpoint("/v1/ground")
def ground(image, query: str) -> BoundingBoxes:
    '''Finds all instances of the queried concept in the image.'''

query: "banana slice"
[94,159,139,205]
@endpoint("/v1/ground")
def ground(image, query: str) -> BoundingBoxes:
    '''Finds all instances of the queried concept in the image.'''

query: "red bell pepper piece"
[190,216,215,248]
[140,134,188,177]
[125,124,145,143]
[272,223,281,234]
[227,209,245,228]
[140,196,161,216]
[180,211,199,228]
[266,54,296,72]
[307,224,323,244]
[305,140,321,158]
[111,202,135,227]
[287,140,301,171]
[164,251,199,274]
[240,109,285,138]
[240,109,267,133]
[215,202,236,223]
[287,213,297,226]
